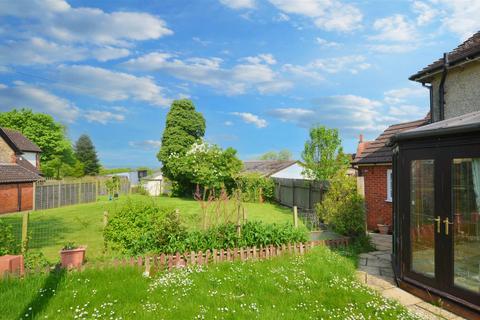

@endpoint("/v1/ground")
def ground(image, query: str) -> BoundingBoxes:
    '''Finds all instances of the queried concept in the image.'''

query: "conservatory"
[391,112,480,318]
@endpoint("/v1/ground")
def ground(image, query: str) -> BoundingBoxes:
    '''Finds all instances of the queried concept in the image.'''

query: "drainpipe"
[422,82,432,123]
[439,52,449,121]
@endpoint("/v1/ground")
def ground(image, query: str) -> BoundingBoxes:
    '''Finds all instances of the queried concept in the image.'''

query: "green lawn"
[0,247,419,320]
[0,195,299,263]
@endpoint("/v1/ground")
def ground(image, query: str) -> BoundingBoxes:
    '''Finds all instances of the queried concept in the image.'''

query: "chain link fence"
[33,177,130,211]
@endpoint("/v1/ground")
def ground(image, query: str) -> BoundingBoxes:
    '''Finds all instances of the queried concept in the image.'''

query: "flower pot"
[60,246,86,269]
[377,224,390,235]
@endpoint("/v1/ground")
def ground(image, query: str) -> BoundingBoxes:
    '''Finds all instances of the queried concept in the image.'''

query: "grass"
[0,247,419,320]
[0,195,299,263]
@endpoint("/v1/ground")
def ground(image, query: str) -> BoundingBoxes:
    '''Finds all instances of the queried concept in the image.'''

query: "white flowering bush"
[168,139,242,192]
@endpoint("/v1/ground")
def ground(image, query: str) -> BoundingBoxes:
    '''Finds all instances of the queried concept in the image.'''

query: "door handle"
[443,217,454,235]
[433,216,441,233]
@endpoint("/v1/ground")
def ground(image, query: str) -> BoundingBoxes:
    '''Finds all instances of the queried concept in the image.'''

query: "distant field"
[0,195,300,262]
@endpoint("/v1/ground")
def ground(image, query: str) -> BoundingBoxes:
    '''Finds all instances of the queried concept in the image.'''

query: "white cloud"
[219,0,256,9]
[269,95,388,134]
[0,0,173,46]
[0,38,130,65]
[439,0,480,40]
[371,15,416,42]
[274,12,290,22]
[316,37,340,48]
[224,121,233,126]
[412,1,437,26]
[92,46,130,62]
[368,44,417,54]
[283,55,370,81]
[387,104,425,118]
[84,110,125,124]
[0,0,69,18]
[128,140,162,150]
[384,87,427,105]
[56,65,171,106]
[231,112,267,128]
[0,82,79,122]
[242,54,277,65]
[268,0,363,32]
[123,52,291,95]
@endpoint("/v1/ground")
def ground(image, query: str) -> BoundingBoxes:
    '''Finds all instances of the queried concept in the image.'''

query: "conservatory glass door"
[451,158,480,301]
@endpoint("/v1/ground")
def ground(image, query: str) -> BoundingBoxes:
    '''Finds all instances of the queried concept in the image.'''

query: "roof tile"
[352,118,428,165]
[410,31,480,81]
[0,164,42,183]
[1,128,41,152]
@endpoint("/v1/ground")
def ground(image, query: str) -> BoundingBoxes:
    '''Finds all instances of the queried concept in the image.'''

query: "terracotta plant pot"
[377,224,390,235]
[60,246,86,269]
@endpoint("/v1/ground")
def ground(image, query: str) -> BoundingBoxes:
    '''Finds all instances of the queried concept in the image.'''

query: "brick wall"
[359,165,392,231]
[0,183,34,214]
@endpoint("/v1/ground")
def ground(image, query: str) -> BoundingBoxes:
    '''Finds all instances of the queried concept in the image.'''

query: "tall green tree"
[301,126,349,181]
[259,149,292,161]
[74,134,101,176]
[157,99,206,192]
[0,109,75,178]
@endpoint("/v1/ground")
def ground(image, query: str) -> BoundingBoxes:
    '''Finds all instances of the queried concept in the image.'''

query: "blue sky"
[0,0,477,168]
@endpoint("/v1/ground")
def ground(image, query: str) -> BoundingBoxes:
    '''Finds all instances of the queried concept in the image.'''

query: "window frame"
[386,168,393,202]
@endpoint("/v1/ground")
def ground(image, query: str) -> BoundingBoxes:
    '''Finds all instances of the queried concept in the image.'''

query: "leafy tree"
[169,140,242,191]
[301,126,349,181]
[157,99,206,193]
[74,134,100,176]
[0,109,75,178]
[259,149,292,161]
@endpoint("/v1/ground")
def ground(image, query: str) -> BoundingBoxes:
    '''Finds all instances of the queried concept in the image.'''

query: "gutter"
[438,53,449,121]
[410,51,480,82]
[389,122,480,145]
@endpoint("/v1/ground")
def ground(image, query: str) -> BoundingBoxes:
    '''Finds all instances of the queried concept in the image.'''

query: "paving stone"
[376,253,392,261]
[358,265,381,276]
[407,305,443,320]
[359,253,378,260]
[366,259,391,268]
[416,302,460,320]
[355,271,367,284]
[366,275,395,290]
[382,287,422,306]
[379,267,394,277]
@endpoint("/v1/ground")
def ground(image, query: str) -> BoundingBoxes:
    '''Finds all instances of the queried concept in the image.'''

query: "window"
[386,169,393,202]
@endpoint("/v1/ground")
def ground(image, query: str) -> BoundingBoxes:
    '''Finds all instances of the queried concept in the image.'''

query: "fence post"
[103,211,109,228]
[21,211,29,253]
[32,182,36,211]
[293,206,298,228]
[58,182,61,208]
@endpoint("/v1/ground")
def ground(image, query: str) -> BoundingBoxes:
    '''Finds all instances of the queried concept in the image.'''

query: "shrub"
[316,171,366,238]
[153,211,188,254]
[0,219,18,255]
[103,200,173,255]
[24,251,49,270]
[104,200,308,255]
[236,173,275,202]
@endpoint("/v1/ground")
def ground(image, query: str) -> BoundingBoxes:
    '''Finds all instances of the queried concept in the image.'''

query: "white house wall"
[270,163,311,180]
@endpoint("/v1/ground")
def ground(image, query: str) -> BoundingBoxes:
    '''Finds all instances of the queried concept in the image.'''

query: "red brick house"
[0,128,42,214]
[352,118,428,230]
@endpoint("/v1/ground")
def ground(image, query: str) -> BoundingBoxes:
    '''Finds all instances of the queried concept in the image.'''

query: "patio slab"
[356,233,467,319]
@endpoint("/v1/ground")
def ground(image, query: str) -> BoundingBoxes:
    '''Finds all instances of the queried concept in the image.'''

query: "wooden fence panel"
[273,178,326,211]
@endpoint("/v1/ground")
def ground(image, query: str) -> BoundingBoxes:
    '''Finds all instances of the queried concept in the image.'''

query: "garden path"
[356,233,466,320]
